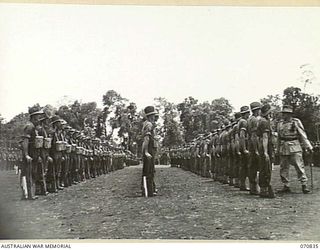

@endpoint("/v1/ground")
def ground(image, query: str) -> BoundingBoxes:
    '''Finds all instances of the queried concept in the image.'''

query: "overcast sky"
[0,3,320,121]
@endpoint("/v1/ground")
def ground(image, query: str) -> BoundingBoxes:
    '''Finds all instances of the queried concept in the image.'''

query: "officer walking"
[277,105,313,194]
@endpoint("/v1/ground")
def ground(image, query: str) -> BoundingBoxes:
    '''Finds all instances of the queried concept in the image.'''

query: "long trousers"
[280,152,308,186]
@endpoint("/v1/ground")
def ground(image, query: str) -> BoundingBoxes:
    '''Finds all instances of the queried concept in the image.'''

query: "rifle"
[143,176,148,197]
[305,150,314,192]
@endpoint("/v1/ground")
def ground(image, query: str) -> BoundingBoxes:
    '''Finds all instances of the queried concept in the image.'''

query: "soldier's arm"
[235,134,241,155]
[276,123,281,154]
[239,129,248,153]
[262,132,269,158]
[251,125,259,155]
[203,143,208,156]
[21,125,33,163]
[295,119,313,151]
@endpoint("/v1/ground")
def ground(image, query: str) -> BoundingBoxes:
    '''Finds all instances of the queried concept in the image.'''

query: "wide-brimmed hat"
[28,106,44,116]
[240,106,250,114]
[261,104,272,116]
[67,128,76,134]
[144,106,157,117]
[50,115,64,125]
[250,102,261,111]
[38,113,49,122]
[234,112,242,120]
[281,105,293,113]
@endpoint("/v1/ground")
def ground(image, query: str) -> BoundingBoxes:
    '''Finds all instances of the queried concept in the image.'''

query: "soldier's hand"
[25,155,32,163]
[145,152,152,159]
[244,150,249,155]
[264,153,270,162]
[47,156,53,164]
[255,151,260,156]
[306,148,313,154]
[237,152,241,156]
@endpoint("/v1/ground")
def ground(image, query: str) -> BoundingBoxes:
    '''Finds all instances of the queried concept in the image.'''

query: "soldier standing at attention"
[20,106,45,200]
[37,114,51,195]
[141,106,157,197]
[214,128,221,181]
[232,112,242,188]
[277,105,313,194]
[257,104,275,198]
[50,116,65,190]
[247,102,261,195]
[238,106,251,191]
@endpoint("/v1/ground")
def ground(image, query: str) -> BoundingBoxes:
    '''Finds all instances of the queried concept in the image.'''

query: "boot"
[259,187,268,198]
[302,185,311,194]
[222,176,229,184]
[278,185,291,193]
[239,180,249,191]
[229,177,234,186]
[249,183,260,195]
[267,185,275,198]
[234,178,240,188]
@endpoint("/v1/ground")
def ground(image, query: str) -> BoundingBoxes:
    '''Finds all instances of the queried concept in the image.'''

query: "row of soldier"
[170,102,314,198]
[19,106,139,200]
[0,147,22,171]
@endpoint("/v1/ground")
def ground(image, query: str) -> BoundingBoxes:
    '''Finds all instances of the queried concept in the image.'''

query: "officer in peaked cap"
[277,105,313,194]
[141,106,157,197]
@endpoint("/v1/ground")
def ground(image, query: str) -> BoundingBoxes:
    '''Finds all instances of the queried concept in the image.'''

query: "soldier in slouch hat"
[277,105,313,194]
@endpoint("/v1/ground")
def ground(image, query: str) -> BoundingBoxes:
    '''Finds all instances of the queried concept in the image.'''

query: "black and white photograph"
[0,1,320,242]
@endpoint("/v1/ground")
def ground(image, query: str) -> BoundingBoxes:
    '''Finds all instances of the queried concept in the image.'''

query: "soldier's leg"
[280,155,290,188]
[228,155,234,186]
[211,156,215,179]
[27,159,36,199]
[224,155,229,184]
[234,154,240,187]
[39,158,48,195]
[259,156,275,198]
[291,153,308,186]
[239,154,249,190]
[248,153,259,195]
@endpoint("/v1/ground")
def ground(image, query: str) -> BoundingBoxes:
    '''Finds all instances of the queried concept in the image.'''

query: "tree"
[155,97,184,148]
[282,86,320,141]
[57,101,102,134]
[102,90,128,139]
[177,97,233,142]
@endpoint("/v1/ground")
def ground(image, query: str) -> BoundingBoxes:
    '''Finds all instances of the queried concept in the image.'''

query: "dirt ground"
[0,164,319,240]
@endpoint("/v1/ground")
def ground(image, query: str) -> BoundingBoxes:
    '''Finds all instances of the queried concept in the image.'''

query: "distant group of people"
[18,105,139,200]
[169,103,314,198]
[0,147,21,171]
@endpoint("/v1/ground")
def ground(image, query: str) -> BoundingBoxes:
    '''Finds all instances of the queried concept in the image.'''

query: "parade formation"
[0,101,317,201]
[11,106,139,200]
[168,102,315,198]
